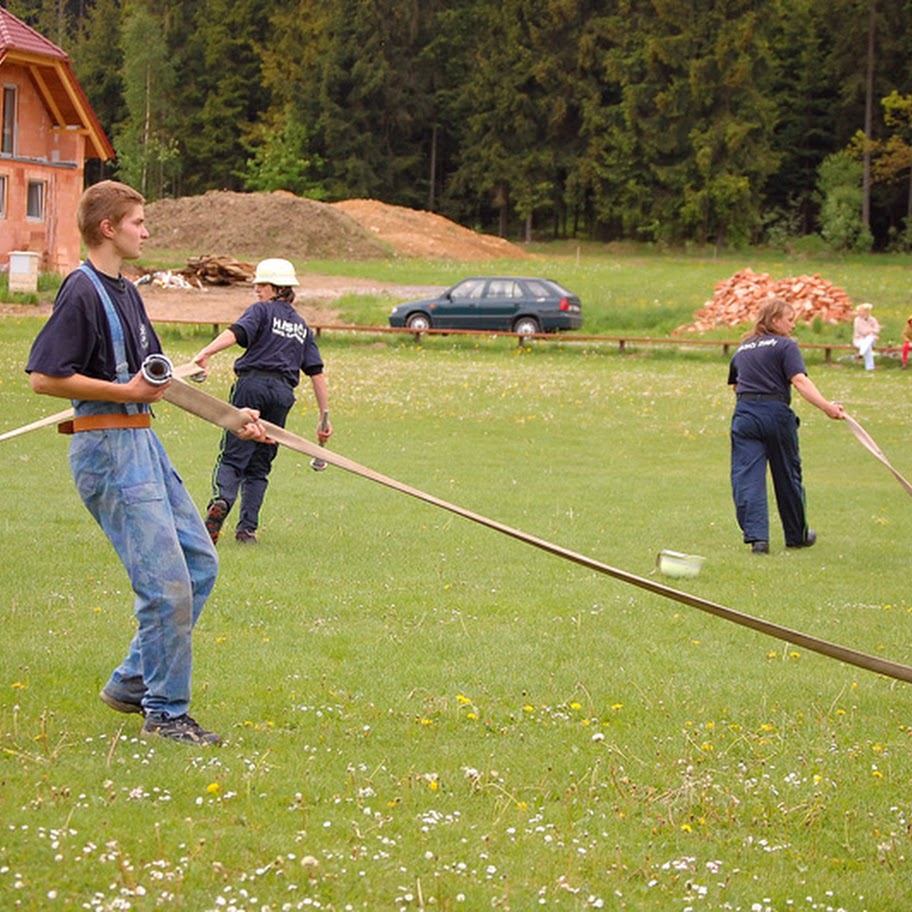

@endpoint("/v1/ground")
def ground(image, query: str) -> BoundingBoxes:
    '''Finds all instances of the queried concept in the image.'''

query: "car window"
[487,279,521,298]
[546,280,574,297]
[524,280,551,298]
[451,279,486,299]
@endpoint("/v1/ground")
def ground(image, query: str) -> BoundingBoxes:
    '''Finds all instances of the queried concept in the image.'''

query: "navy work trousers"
[730,400,808,547]
[212,372,296,534]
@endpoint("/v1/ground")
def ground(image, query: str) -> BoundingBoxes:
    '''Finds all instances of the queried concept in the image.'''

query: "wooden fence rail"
[152,317,899,363]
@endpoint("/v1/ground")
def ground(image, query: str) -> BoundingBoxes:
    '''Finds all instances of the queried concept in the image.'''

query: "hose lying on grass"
[5,361,912,684]
[162,369,912,686]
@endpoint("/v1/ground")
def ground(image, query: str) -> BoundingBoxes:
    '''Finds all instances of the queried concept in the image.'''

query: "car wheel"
[513,316,541,335]
[406,312,432,330]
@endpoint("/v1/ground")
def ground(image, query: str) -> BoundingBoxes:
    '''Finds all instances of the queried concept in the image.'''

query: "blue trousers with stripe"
[211,373,295,534]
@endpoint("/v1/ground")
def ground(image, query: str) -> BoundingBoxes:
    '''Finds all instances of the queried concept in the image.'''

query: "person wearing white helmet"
[192,257,332,544]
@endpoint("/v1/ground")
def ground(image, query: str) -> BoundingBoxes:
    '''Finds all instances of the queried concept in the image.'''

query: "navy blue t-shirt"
[26,262,161,380]
[230,298,323,388]
[727,333,807,402]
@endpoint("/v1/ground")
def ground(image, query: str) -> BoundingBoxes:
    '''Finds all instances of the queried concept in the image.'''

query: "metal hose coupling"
[141,353,174,386]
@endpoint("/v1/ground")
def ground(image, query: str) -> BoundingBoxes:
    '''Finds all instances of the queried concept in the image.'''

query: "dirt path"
[0,274,444,325]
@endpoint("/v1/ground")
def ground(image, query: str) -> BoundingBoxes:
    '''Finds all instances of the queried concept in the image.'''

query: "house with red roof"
[0,8,114,276]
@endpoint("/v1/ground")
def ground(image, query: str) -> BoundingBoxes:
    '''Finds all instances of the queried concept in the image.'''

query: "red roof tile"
[0,8,67,60]
[0,8,113,160]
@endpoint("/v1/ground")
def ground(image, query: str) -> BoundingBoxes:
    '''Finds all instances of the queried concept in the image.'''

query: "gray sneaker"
[99,687,144,715]
[141,713,222,746]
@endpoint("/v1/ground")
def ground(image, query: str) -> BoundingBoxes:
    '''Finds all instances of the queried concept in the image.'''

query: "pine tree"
[173,0,273,194]
[115,3,178,198]
[262,0,443,205]
[449,0,559,239]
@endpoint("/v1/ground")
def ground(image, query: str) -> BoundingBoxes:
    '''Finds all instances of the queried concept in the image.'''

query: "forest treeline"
[10,0,912,249]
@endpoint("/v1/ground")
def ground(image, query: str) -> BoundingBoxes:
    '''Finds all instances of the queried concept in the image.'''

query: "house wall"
[1,61,86,276]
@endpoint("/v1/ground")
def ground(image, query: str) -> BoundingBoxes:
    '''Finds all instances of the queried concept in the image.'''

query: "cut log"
[180,255,255,286]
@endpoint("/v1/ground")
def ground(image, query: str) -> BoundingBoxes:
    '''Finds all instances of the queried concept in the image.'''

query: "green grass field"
[2,251,912,911]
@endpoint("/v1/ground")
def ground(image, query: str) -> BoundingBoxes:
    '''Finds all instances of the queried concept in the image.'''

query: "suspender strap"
[77,263,140,416]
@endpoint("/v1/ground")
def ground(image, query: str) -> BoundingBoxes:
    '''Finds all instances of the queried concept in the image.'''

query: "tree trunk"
[142,66,151,196]
[862,1,876,231]
[906,167,912,241]
[427,124,437,211]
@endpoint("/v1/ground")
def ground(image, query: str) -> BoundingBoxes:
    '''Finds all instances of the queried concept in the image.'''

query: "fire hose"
[0,355,196,442]
[3,359,912,684]
[844,415,912,497]
[163,367,912,685]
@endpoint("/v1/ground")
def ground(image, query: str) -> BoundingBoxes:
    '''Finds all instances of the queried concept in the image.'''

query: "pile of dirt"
[144,190,528,262]
[331,198,529,260]
[144,191,388,260]
[678,268,855,333]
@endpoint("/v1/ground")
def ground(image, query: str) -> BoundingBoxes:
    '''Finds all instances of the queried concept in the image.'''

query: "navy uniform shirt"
[26,262,160,380]
[727,333,806,403]
[230,298,323,388]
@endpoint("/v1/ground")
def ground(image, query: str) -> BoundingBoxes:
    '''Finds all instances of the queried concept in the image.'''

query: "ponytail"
[744,297,792,340]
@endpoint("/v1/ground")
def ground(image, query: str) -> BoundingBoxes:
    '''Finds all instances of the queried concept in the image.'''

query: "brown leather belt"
[58,413,151,434]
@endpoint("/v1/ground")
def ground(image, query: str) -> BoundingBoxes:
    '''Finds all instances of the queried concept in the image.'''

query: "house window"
[0,174,6,218]
[1,86,15,155]
[27,180,46,220]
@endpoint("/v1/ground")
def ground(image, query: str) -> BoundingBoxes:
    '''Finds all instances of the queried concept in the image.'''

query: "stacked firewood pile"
[677,268,855,333]
[180,255,255,286]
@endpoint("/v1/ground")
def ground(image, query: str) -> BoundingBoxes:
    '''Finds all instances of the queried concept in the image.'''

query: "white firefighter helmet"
[252,258,299,287]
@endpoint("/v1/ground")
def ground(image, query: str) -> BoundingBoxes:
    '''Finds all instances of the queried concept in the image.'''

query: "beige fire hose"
[163,372,912,685]
[4,363,912,684]
[0,359,203,442]
[844,414,912,497]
